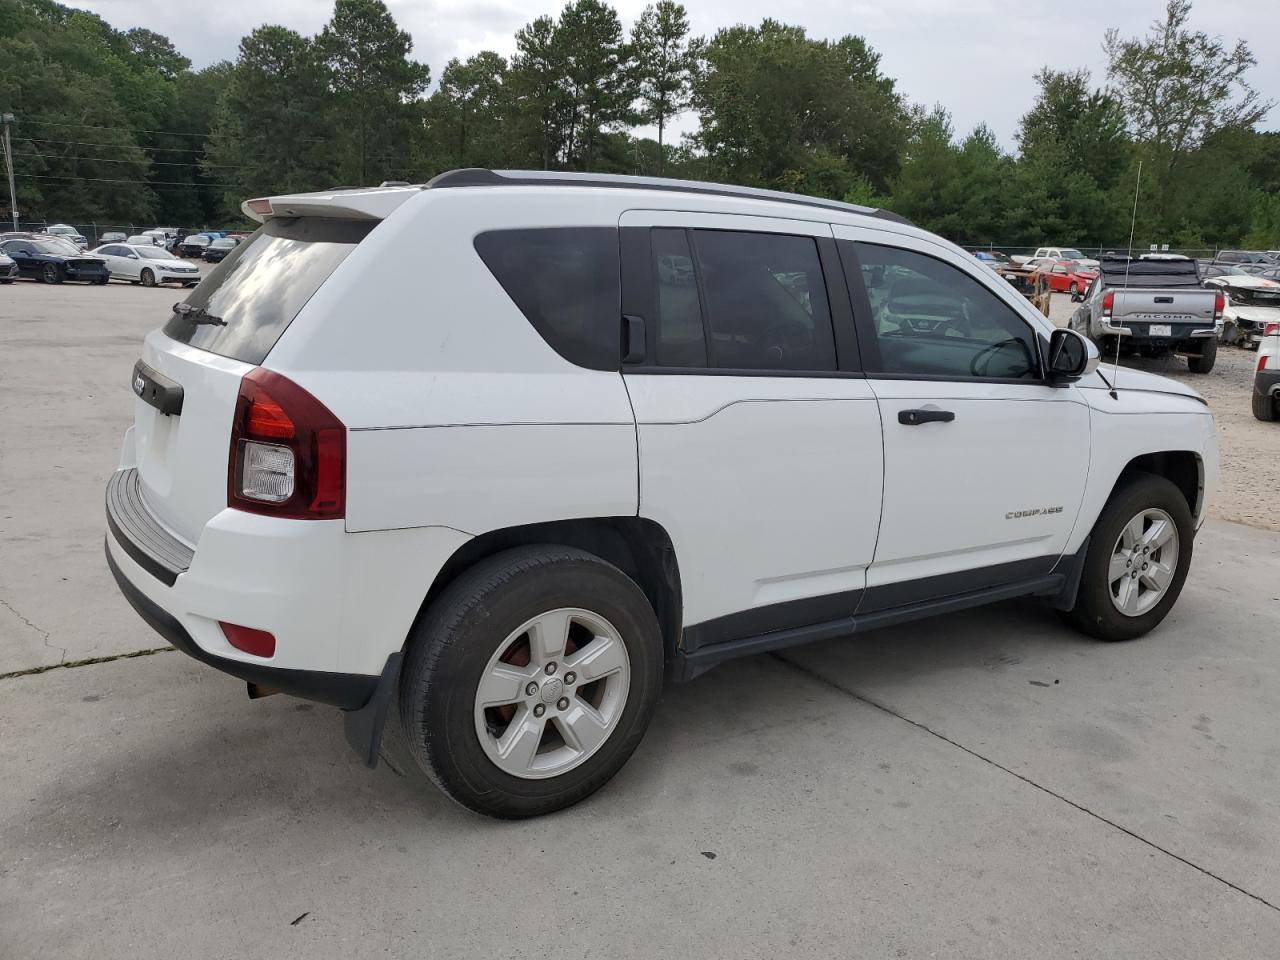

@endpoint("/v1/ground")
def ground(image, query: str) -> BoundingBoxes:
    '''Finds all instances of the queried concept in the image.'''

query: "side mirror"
[1046,328,1100,383]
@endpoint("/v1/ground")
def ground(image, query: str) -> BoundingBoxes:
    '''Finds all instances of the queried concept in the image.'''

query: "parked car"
[1253,321,1280,421]
[0,249,17,283]
[1031,246,1099,269]
[202,236,240,262]
[1203,273,1280,349]
[91,243,202,287]
[99,231,127,244]
[1034,258,1098,299]
[178,233,212,257]
[45,223,89,249]
[126,234,159,246]
[1070,255,1220,372]
[105,170,1218,818]
[1214,250,1273,268]
[972,250,1011,269]
[0,236,109,284]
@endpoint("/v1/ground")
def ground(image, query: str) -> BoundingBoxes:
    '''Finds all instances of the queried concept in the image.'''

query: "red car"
[1034,259,1098,299]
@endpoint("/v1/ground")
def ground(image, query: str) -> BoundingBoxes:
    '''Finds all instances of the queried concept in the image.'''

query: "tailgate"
[1113,290,1216,326]
[128,215,376,544]
[132,332,251,544]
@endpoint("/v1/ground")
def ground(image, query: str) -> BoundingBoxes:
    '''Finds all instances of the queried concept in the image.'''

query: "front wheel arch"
[1107,451,1202,525]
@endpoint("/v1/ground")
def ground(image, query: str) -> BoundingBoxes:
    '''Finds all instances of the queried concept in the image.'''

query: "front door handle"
[898,408,955,426]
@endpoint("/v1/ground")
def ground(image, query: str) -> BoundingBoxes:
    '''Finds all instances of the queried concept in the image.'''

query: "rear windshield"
[163,217,373,364]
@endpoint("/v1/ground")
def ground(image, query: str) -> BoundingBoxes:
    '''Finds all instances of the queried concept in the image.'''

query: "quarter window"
[651,228,837,372]
[853,243,1040,381]
[474,227,621,371]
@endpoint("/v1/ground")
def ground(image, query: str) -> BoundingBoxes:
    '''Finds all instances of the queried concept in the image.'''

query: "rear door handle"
[898,408,955,426]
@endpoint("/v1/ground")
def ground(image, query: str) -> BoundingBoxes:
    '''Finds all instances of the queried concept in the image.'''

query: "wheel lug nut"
[564,672,576,684]
[526,682,539,696]
[533,704,545,718]
[544,662,557,675]
[557,697,569,711]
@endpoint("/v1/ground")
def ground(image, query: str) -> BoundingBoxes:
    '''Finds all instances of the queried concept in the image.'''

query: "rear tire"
[398,546,663,819]
[42,264,62,284]
[1060,473,1193,642]
[1187,338,1216,373]
[1253,387,1278,421]
[1068,282,1080,300]
[140,268,156,288]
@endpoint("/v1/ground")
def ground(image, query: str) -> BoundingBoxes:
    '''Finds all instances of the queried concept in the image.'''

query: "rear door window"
[473,227,621,370]
[163,217,373,365]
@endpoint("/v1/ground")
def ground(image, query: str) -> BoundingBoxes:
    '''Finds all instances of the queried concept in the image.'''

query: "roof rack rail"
[424,168,913,226]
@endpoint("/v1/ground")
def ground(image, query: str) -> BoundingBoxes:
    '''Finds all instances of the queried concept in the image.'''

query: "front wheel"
[1068,282,1080,300]
[140,268,156,288]
[399,546,663,818]
[1060,473,1193,642]
[1187,338,1216,373]
[42,264,62,284]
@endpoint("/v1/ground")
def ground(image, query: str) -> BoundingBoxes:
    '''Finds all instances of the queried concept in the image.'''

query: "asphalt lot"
[3,279,1280,958]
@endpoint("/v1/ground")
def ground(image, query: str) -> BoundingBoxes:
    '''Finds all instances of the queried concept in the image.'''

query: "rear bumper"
[105,539,377,709]
[1256,370,1280,400]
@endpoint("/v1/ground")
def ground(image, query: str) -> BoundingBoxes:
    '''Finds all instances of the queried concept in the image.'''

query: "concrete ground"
[2,281,1279,957]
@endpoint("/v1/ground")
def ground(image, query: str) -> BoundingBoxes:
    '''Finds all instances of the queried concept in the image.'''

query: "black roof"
[425,168,914,226]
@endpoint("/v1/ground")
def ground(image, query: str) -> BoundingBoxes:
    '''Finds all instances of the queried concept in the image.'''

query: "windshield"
[33,238,80,255]
[163,217,373,364]
[138,247,177,260]
[1060,248,1086,260]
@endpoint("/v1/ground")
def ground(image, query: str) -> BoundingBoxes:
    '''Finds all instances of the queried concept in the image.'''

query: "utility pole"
[1,113,16,231]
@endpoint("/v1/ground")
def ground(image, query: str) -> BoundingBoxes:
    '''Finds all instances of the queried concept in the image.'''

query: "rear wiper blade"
[172,302,225,326]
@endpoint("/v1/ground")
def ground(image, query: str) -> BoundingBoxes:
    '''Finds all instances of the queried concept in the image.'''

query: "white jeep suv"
[106,170,1219,818]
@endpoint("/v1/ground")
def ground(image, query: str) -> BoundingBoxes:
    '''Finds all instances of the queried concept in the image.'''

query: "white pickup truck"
[1069,256,1222,373]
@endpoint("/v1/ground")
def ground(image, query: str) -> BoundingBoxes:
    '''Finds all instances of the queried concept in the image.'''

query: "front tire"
[1187,338,1216,373]
[1060,473,1193,642]
[399,546,663,818]
[42,264,62,284]
[140,268,156,288]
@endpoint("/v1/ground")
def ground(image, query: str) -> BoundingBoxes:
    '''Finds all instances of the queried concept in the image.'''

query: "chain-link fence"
[964,244,1220,261]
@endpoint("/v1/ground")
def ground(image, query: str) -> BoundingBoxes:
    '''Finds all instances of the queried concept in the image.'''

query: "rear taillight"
[246,198,272,216]
[1102,291,1114,317]
[1265,322,1280,337]
[1260,355,1270,372]
[228,368,345,520]
[1213,291,1225,320]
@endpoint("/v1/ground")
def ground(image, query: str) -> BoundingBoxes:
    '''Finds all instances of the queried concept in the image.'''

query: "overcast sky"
[78,0,1278,148]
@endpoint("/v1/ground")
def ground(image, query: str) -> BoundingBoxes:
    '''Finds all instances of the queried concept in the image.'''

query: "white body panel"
[106,177,1221,687]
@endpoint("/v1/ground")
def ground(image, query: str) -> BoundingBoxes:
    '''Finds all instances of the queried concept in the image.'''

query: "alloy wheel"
[473,607,630,779]
[1108,508,1179,617]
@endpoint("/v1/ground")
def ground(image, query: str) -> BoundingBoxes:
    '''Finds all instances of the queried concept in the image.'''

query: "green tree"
[204,26,336,215]
[507,15,571,169]
[691,20,906,196]
[556,0,633,169]
[427,52,508,171]
[1105,0,1272,174]
[317,0,430,185]
[631,1,692,174]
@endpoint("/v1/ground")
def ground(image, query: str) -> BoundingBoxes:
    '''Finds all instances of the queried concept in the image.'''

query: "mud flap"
[342,652,402,769]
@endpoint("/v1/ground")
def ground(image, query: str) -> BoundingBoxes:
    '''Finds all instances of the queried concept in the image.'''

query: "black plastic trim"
[105,468,192,587]
[131,359,184,416]
[105,539,378,711]
[343,652,402,768]
[426,168,914,226]
[674,554,1067,680]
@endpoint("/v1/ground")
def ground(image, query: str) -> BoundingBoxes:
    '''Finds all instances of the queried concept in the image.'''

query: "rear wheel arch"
[417,517,683,664]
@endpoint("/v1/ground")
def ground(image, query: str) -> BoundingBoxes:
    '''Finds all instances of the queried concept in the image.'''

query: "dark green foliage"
[0,0,1273,251]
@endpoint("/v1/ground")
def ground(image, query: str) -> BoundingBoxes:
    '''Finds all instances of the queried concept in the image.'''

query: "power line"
[17,173,216,187]
[25,136,213,155]
[19,116,330,144]
[16,151,246,169]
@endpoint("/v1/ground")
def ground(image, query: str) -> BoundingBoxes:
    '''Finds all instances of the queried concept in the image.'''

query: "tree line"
[1,0,1276,250]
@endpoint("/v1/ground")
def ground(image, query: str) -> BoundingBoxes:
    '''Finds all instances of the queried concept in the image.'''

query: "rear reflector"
[220,622,276,658]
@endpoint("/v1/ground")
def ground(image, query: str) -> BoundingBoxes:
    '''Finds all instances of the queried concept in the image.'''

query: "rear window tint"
[162,217,373,365]
[474,227,620,370]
